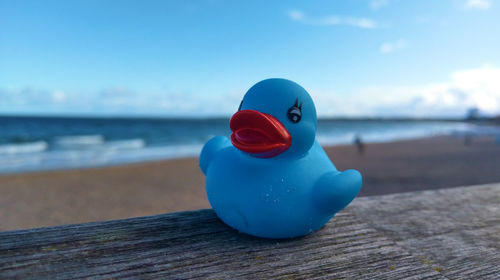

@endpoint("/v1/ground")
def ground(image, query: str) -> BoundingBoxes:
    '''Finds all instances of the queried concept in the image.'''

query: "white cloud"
[288,10,305,21]
[0,86,242,117]
[370,0,389,10]
[464,0,492,10]
[310,66,500,118]
[380,39,407,54]
[2,67,499,118]
[51,90,66,103]
[287,10,377,29]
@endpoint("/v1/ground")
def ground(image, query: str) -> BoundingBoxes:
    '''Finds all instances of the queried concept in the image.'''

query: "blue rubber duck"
[200,78,362,239]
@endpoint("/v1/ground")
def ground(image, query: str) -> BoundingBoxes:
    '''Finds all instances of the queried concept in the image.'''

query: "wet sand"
[1,135,499,231]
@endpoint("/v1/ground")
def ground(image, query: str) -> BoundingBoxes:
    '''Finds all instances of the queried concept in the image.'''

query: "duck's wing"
[313,169,362,214]
[199,136,232,175]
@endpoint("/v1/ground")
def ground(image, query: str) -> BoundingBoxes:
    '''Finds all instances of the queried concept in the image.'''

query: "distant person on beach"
[353,134,364,155]
[464,133,473,146]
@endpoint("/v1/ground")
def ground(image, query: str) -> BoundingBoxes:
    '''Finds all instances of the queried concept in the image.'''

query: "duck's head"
[230,78,317,159]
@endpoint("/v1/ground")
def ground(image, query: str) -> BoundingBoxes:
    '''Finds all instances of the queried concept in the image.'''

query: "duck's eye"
[288,98,303,123]
[287,105,302,123]
[238,100,243,111]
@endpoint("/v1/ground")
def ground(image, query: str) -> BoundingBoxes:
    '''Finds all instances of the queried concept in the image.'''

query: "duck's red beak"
[230,110,291,158]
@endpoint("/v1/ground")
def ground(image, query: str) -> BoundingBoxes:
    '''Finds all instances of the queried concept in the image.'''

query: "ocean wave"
[316,121,481,146]
[55,135,104,146]
[0,143,203,174]
[104,139,145,150]
[96,144,202,163]
[0,141,48,155]
[0,119,497,174]
[451,124,500,136]
[0,155,42,168]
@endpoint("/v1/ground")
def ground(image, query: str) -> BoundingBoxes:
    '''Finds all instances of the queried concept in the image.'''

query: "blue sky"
[1,0,499,117]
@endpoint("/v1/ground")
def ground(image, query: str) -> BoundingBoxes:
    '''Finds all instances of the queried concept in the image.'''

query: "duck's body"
[200,79,362,239]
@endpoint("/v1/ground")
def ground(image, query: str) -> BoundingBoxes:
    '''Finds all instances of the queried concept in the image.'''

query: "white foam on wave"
[55,135,104,146]
[316,121,480,146]
[0,143,203,174]
[451,124,500,136]
[0,155,42,168]
[316,132,357,146]
[1,121,498,174]
[0,141,48,155]
[104,139,145,150]
[97,144,202,163]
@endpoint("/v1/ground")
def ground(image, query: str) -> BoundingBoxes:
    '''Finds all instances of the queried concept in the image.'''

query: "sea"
[0,116,497,174]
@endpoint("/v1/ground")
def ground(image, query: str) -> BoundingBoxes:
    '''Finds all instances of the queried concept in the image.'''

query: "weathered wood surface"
[350,183,500,279]
[0,183,499,279]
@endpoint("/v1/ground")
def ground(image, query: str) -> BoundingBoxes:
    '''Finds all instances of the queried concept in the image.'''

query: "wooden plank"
[350,183,500,279]
[1,183,499,279]
[0,210,440,279]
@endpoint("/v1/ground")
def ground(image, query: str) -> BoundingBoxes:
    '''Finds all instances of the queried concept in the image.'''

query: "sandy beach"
[1,135,499,231]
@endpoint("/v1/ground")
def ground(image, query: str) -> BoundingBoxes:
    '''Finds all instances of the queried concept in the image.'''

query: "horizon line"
[0,113,490,122]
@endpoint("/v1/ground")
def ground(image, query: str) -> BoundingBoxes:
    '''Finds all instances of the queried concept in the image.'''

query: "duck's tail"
[313,169,362,214]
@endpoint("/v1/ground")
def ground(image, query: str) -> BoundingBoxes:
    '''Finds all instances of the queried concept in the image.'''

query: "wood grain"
[1,183,499,279]
[350,183,500,280]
